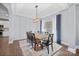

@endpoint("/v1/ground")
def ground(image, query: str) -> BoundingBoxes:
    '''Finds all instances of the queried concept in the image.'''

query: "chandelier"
[33,5,40,23]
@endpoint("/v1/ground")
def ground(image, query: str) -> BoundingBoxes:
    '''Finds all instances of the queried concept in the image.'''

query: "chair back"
[31,33,35,41]
[26,32,32,41]
[26,32,29,39]
[48,34,53,43]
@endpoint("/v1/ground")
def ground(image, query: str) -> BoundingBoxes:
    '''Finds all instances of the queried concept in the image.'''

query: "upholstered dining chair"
[42,34,53,54]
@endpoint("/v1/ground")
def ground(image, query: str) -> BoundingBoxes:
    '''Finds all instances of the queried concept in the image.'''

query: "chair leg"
[31,41,33,48]
[51,44,53,51]
[47,46,49,54]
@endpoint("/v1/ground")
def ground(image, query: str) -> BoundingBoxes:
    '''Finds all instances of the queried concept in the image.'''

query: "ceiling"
[12,3,71,18]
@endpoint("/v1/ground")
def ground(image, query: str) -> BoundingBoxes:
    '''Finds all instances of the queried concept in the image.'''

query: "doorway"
[56,14,61,44]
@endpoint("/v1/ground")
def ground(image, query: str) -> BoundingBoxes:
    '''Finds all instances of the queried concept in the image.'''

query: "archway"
[0,3,9,37]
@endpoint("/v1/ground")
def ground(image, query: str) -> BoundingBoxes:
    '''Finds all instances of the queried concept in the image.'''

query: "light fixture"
[33,5,40,23]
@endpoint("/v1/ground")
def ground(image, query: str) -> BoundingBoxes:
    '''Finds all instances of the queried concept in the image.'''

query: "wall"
[76,4,79,46]
[52,15,57,42]
[54,5,76,48]
[59,5,76,48]
[9,15,33,41]
[33,21,40,32]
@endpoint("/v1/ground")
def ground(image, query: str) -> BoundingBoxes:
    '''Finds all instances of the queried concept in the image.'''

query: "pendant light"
[33,5,40,23]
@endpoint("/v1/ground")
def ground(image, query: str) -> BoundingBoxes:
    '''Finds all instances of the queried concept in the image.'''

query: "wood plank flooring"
[0,36,23,56]
[0,37,78,56]
[54,44,76,56]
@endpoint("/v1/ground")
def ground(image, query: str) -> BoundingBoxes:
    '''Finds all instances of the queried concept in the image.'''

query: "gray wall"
[60,5,76,47]
[76,4,79,45]
[9,15,33,41]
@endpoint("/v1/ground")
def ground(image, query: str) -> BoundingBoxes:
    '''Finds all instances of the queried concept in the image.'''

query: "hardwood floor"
[9,41,23,56]
[0,36,9,55]
[0,36,78,56]
[0,36,23,56]
[54,44,76,56]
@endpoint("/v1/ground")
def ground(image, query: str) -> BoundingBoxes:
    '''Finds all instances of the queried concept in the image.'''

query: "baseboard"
[15,38,26,41]
[68,47,76,54]
[8,37,26,44]
[61,41,76,54]
[61,41,69,46]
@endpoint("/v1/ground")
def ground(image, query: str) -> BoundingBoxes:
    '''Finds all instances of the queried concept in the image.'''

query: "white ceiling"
[12,3,71,18]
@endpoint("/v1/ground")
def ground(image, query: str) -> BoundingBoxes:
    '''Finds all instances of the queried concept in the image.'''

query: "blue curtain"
[56,14,61,44]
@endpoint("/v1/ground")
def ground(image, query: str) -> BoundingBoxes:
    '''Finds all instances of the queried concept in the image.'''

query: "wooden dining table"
[35,33,48,40]
[34,33,49,51]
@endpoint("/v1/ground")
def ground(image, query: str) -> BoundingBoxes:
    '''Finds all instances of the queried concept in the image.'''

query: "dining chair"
[26,32,34,47]
[31,33,41,48]
[31,33,36,47]
[42,34,53,54]
[29,32,35,47]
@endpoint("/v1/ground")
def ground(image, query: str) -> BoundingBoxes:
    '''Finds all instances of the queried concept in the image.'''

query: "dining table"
[34,32,49,51]
[35,33,49,40]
